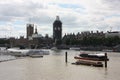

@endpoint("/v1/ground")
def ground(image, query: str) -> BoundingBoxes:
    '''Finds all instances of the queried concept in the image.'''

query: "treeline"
[0,39,10,44]
[63,36,120,47]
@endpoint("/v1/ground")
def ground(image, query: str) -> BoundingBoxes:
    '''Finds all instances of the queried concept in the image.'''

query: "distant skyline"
[0,0,120,38]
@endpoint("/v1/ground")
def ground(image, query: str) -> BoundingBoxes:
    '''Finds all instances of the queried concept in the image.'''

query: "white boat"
[69,47,80,50]
[7,48,29,56]
[28,50,44,58]
[102,49,113,52]
[29,55,43,58]
[27,49,49,56]
[29,53,43,58]
[7,48,49,56]
[51,47,58,50]
[79,52,109,61]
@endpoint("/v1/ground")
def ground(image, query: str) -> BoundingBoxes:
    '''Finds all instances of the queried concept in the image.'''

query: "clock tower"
[53,16,62,45]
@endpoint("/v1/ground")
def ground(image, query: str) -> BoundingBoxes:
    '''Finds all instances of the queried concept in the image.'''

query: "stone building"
[105,31,120,38]
[9,36,28,48]
[26,24,34,39]
[26,24,53,48]
[9,23,53,49]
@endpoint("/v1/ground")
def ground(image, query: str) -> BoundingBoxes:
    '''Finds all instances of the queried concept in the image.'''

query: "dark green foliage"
[62,36,120,47]
[104,36,120,47]
[0,39,9,44]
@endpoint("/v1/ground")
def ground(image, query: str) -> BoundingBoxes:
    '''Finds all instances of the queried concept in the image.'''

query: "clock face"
[54,27,61,31]
[58,27,60,31]
[54,27,56,30]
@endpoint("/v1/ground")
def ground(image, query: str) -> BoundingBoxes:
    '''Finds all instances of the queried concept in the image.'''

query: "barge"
[74,56,109,61]
[72,59,103,67]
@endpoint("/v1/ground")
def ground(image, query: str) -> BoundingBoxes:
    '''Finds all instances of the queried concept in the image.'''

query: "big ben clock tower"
[53,16,62,45]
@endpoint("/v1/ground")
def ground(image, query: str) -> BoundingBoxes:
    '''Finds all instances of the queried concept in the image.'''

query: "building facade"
[26,24,34,39]
[105,31,120,38]
[9,23,53,49]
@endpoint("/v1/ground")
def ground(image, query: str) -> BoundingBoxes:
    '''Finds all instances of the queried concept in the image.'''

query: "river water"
[0,50,120,80]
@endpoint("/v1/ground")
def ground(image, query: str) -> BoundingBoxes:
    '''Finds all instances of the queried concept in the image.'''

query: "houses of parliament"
[9,16,62,48]
[1,16,120,50]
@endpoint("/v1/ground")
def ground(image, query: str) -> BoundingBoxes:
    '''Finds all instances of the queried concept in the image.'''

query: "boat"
[72,52,108,67]
[102,49,113,52]
[28,50,44,58]
[29,54,43,58]
[79,52,109,61]
[7,48,49,57]
[7,48,29,57]
[69,47,80,51]
[74,56,109,61]
[51,47,58,50]
[72,59,103,67]
[27,49,49,57]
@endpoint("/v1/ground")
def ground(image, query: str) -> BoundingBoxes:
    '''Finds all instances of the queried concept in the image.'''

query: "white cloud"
[0,0,120,38]
[0,23,14,31]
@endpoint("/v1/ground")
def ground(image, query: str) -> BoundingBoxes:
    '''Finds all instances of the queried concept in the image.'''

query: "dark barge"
[72,59,103,67]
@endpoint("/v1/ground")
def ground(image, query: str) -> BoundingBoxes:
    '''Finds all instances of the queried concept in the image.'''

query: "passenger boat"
[7,48,49,57]
[7,48,29,57]
[72,52,109,67]
[102,49,113,52]
[69,47,80,51]
[29,55,43,58]
[28,49,49,55]
[74,56,108,61]
[51,47,58,50]
[79,53,109,61]
[28,50,44,58]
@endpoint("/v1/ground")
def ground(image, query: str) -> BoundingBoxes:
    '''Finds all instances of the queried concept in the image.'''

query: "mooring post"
[65,52,68,63]
[105,53,107,68]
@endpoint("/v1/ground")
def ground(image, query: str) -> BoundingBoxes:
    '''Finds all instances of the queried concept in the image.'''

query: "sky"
[0,0,120,38]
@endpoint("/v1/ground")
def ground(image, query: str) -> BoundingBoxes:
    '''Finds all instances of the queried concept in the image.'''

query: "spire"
[35,25,38,34]
[56,16,60,21]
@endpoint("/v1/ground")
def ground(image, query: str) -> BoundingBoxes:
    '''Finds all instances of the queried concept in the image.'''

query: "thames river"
[0,50,120,80]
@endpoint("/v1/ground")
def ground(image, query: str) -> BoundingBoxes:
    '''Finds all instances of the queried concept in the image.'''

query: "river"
[0,50,120,80]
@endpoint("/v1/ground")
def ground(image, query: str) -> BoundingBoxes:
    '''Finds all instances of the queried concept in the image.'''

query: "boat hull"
[29,55,43,58]
[74,56,109,61]
[79,53,109,61]
[72,59,103,67]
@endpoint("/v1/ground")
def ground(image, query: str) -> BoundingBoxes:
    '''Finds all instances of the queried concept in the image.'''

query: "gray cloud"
[103,0,120,10]
[0,0,120,38]
[0,1,47,21]
[0,25,13,31]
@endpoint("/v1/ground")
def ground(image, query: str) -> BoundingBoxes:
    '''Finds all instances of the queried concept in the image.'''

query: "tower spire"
[35,25,38,34]
[56,16,60,21]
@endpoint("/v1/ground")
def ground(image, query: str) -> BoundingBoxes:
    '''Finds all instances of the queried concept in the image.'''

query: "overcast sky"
[0,0,120,38]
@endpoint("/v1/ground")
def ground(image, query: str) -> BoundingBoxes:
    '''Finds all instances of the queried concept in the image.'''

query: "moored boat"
[51,47,58,50]
[29,55,43,58]
[69,47,80,51]
[7,48,29,57]
[73,59,103,67]
[102,49,113,52]
[79,52,109,61]
[74,56,109,61]
[27,49,49,55]
[75,56,109,61]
